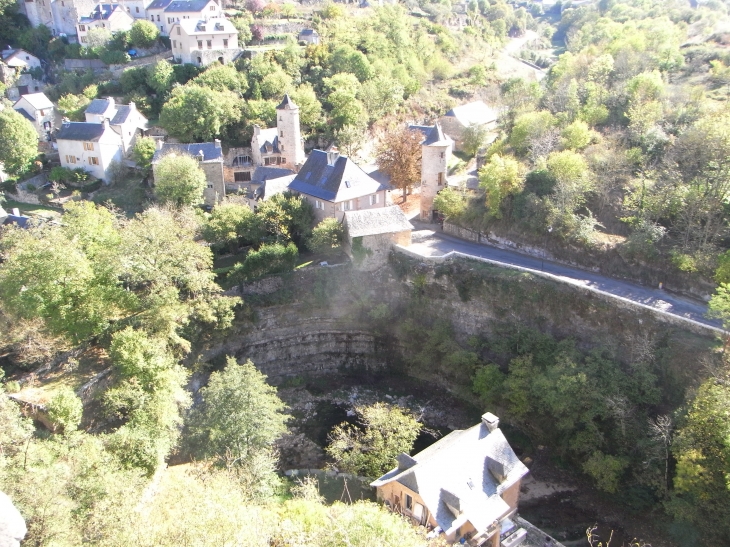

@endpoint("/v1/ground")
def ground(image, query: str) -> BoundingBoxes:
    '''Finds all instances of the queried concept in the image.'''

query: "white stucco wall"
[57,129,123,182]
[171,21,238,65]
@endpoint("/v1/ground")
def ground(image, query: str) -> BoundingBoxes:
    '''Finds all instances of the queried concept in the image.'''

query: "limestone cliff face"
[207,256,714,387]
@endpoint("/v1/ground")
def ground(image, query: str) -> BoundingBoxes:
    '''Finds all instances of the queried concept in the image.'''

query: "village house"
[251,94,306,172]
[76,3,135,44]
[297,28,319,45]
[0,48,44,100]
[170,18,239,66]
[151,140,225,206]
[56,120,124,182]
[147,0,222,36]
[409,123,453,222]
[84,97,148,155]
[371,412,530,546]
[438,100,500,152]
[1,48,41,71]
[13,93,56,142]
[343,206,413,270]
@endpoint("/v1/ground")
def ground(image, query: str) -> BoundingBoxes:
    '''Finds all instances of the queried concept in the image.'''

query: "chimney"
[155,137,165,150]
[326,144,340,166]
[198,149,204,161]
[102,118,110,130]
[481,412,499,432]
[12,208,20,216]
[253,124,261,136]
[214,138,221,149]
[129,101,136,111]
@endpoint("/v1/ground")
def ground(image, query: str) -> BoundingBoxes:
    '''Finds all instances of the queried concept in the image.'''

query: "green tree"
[561,120,595,151]
[291,84,323,131]
[327,402,421,477]
[186,357,289,463]
[433,186,469,220]
[129,19,160,48]
[334,123,367,158]
[308,218,343,253]
[376,125,422,201]
[132,136,157,171]
[479,154,524,218]
[0,109,38,176]
[146,59,174,95]
[509,110,557,157]
[57,93,91,122]
[203,202,262,253]
[231,242,298,281]
[160,85,242,141]
[255,192,314,245]
[152,151,207,206]
[46,387,83,433]
[546,150,592,214]
[192,63,247,94]
[462,123,490,157]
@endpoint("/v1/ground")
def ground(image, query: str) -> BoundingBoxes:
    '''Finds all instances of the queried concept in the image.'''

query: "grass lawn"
[3,199,62,220]
[92,175,150,216]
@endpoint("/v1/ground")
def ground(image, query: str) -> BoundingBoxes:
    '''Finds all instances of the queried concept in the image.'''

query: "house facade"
[152,141,225,206]
[371,413,529,546]
[297,28,319,45]
[56,120,124,182]
[250,94,305,172]
[84,97,148,154]
[76,4,135,44]
[148,0,222,36]
[13,93,55,141]
[170,18,239,66]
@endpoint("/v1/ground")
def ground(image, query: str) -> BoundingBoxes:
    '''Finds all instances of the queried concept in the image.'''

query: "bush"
[308,218,343,253]
[230,242,298,281]
[99,49,130,65]
[129,20,160,48]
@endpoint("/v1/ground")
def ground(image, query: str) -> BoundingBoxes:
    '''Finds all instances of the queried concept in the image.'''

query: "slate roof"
[85,98,115,115]
[261,174,296,200]
[344,205,413,238]
[288,150,384,202]
[16,93,53,111]
[81,3,123,21]
[152,142,223,164]
[15,108,34,122]
[165,0,211,12]
[252,166,294,183]
[371,416,529,536]
[1,49,37,67]
[298,29,318,36]
[444,100,499,127]
[409,123,451,146]
[56,122,107,142]
[277,93,297,110]
[177,18,236,34]
[252,127,280,154]
[147,0,173,10]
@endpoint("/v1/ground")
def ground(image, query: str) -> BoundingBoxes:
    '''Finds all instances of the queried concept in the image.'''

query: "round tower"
[276,94,305,171]
[420,123,452,222]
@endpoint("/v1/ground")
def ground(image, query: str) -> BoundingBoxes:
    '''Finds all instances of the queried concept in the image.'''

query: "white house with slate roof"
[170,18,239,66]
[76,3,135,44]
[288,145,387,222]
[147,0,222,36]
[372,412,529,546]
[13,93,55,141]
[438,100,500,152]
[1,48,41,70]
[56,120,124,182]
[84,97,148,154]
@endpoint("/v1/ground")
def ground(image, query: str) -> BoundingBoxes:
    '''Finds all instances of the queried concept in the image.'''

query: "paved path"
[403,230,724,333]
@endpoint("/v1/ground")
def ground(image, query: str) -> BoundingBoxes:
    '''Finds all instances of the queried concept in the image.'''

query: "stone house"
[84,97,148,155]
[56,120,124,182]
[343,205,413,271]
[13,93,56,141]
[76,3,135,44]
[151,140,225,206]
[409,123,453,222]
[371,413,529,546]
[288,146,387,222]
[170,18,239,66]
[297,28,319,45]
[438,100,499,153]
[1,48,41,71]
[147,0,222,37]
[251,94,305,172]
[0,49,44,100]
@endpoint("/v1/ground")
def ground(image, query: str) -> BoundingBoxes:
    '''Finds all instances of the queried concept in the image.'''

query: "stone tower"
[276,94,305,171]
[420,123,452,222]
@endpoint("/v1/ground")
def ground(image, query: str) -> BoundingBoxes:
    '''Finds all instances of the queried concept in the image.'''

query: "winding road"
[400,229,724,334]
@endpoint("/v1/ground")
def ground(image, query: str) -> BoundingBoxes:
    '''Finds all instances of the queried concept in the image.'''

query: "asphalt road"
[406,229,723,333]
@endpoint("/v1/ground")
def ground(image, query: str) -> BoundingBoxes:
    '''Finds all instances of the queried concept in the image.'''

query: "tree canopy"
[152,152,207,207]
[0,108,38,176]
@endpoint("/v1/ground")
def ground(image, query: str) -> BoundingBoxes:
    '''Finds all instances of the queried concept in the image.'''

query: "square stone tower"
[275,94,305,171]
[420,123,452,222]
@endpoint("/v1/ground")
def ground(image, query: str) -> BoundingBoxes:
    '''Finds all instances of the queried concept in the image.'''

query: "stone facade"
[276,94,306,170]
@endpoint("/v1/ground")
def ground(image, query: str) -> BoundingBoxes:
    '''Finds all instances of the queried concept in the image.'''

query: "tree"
[57,93,91,122]
[86,27,112,48]
[203,202,262,253]
[146,60,174,95]
[308,218,343,253]
[129,20,160,48]
[433,186,468,220]
[462,123,489,157]
[291,84,323,131]
[192,63,247,94]
[334,124,367,158]
[546,150,592,214]
[326,402,422,477]
[509,110,557,158]
[561,120,594,151]
[376,125,422,201]
[255,192,314,245]
[231,242,298,281]
[0,109,38,176]
[160,85,242,141]
[186,357,289,463]
[46,387,83,433]
[152,151,207,206]
[132,136,157,171]
[479,154,524,218]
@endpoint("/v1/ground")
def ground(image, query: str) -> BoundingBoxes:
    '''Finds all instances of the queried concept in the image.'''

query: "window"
[207,184,213,189]
[79,24,85,31]
[177,26,180,35]
[65,155,76,164]
[83,142,94,151]
[234,171,251,182]
[80,36,87,43]
[437,172,443,186]
[172,40,176,48]
[136,6,139,12]
[264,157,271,166]
[315,200,322,209]
[281,158,286,164]
[88,157,99,165]
[25,56,29,60]
[280,131,284,137]
[206,40,212,49]
[233,155,251,166]
[223,38,228,47]
[440,151,445,159]
[340,200,353,211]
[197,40,203,49]
[369,194,379,206]
[210,4,215,9]
[160,25,164,31]
[405,495,413,511]
[39,109,45,116]
[156,14,160,21]
[150,15,154,20]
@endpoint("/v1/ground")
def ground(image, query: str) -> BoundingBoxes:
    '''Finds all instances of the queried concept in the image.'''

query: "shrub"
[129,20,160,48]
[308,218,343,253]
[230,242,298,281]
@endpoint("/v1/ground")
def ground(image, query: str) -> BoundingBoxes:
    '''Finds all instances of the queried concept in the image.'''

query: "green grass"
[91,175,149,216]
[2,199,62,219]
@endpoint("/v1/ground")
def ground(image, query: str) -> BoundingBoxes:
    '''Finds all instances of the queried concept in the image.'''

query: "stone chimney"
[481,412,499,432]
[253,124,261,136]
[129,101,136,111]
[326,144,339,166]
[214,138,221,149]
[12,208,20,216]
